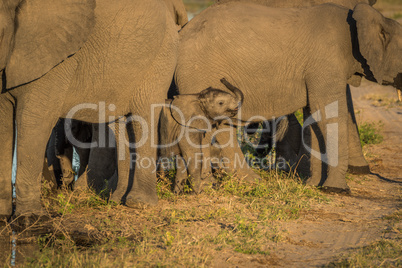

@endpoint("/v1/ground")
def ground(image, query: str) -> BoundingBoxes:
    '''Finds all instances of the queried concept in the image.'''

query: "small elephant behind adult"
[160,78,244,193]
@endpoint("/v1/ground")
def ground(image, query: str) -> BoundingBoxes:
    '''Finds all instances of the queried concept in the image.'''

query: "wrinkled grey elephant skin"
[175,3,402,193]
[54,0,190,204]
[0,0,180,219]
[220,0,378,178]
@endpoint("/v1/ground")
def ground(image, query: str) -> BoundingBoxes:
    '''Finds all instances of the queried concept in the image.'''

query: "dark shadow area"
[371,172,402,185]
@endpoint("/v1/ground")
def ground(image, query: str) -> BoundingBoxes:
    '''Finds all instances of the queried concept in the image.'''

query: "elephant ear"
[353,3,388,84]
[170,95,211,131]
[163,0,188,27]
[4,0,96,91]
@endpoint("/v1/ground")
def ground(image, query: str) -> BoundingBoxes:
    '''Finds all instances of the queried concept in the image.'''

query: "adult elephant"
[174,2,402,192]
[0,0,180,221]
[41,0,188,195]
[213,0,377,176]
[70,0,189,201]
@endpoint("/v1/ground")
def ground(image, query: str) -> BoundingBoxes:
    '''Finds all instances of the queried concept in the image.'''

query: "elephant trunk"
[220,78,244,106]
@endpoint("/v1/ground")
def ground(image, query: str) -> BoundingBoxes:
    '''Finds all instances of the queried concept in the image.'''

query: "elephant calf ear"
[353,3,387,84]
[4,0,96,90]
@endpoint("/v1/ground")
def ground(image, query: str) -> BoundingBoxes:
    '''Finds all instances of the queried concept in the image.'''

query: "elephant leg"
[173,155,188,194]
[346,85,369,174]
[179,132,205,193]
[181,149,202,193]
[124,113,159,208]
[76,146,91,178]
[110,119,131,203]
[58,146,75,187]
[214,125,260,181]
[42,158,58,191]
[199,132,216,188]
[46,125,63,187]
[74,167,89,190]
[0,94,14,219]
[305,87,349,192]
[278,113,310,177]
[86,123,117,194]
[14,107,58,216]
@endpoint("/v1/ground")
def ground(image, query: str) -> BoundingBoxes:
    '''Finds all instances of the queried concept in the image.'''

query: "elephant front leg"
[346,85,370,174]
[214,125,260,181]
[14,111,58,217]
[173,155,189,194]
[199,132,216,189]
[179,132,203,194]
[0,95,14,219]
[57,147,75,187]
[124,115,158,208]
[305,93,349,192]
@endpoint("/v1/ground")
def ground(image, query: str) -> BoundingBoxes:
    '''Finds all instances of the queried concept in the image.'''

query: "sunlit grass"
[358,121,384,147]
[10,167,329,267]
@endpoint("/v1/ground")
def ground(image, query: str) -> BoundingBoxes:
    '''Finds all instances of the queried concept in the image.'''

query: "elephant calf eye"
[219,101,224,105]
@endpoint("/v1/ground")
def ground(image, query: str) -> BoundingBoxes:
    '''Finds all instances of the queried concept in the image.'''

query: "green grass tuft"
[358,121,384,147]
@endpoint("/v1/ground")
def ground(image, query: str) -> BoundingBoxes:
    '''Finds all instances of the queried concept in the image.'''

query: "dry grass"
[363,94,401,108]
[1,169,330,267]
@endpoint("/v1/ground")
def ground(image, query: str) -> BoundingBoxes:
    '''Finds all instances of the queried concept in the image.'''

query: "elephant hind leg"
[303,79,350,192]
[14,113,60,216]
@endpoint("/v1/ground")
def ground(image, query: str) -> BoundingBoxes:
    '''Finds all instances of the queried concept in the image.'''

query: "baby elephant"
[160,78,244,193]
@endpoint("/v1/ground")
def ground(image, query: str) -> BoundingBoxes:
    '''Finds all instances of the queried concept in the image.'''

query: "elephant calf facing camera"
[159,78,244,194]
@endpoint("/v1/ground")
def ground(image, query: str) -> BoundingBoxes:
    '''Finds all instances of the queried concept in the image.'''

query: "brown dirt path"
[247,81,402,267]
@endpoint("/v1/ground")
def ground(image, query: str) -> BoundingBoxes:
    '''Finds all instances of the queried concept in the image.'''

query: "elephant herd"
[0,0,401,223]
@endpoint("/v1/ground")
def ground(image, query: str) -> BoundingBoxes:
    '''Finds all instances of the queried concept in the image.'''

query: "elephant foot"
[321,186,351,195]
[305,176,321,187]
[0,214,11,226]
[190,175,217,194]
[347,165,370,175]
[110,190,125,204]
[74,172,89,190]
[125,193,158,209]
[11,214,52,234]
[228,168,261,183]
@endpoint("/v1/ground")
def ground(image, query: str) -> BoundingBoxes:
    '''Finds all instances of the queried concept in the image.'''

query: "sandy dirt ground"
[239,81,402,267]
